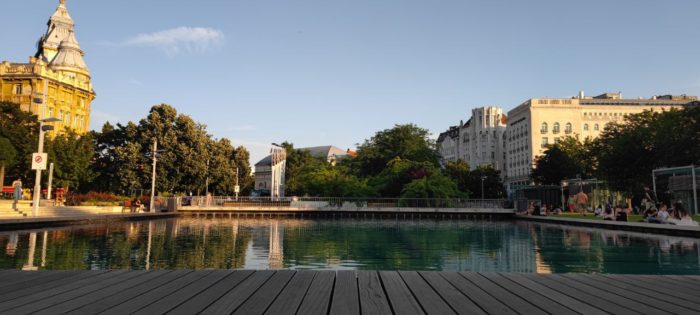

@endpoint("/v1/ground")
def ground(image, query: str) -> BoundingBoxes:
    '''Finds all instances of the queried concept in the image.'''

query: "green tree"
[282,142,326,196]
[444,159,471,195]
[352,124,439,176]
[531,146,581,185]
[232,146,254,195]
[595,107,700,192]
[45,129,95,191]
[0,137,17,187]
[0,102,39,182]
[369,158,437,197]
[467,166,506,199]
[400,173,463,200]
[300,165,374,197]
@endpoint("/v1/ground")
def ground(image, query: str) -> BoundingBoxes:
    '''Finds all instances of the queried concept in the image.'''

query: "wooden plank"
[296,270,335,315]
[560,274,679,315]
[400,271,455,315]
[505,273,607,315]
[0,270,49,288]
[200,270,275,314]
[66,270,187,315]
[264,270,316,315]
[379,271,424,315]
[648,275,700,292]
[0,270,90,297]
[459,272,546,315]
[594,275,700,312]
[438,272,515,315]
[479,273,576,315]
[233,270,296,314]
[608,275,700,300]
[133,270,235,315]
[419,272,485,315]
[6,270,141,314]
[168,270,254,315]
[32,270,170,315]
[0,270,113,312]
[330,270,360,315]
[357,271,393,315]
[523,274,640,315]
[99,270,211,315]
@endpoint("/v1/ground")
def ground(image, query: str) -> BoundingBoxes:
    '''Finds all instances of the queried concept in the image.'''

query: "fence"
[173,196,512,211]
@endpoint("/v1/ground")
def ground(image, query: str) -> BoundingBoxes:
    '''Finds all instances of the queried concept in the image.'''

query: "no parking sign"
[32,153,48,170]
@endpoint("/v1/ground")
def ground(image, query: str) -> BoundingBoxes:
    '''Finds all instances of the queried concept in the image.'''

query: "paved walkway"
[0,270,699,314]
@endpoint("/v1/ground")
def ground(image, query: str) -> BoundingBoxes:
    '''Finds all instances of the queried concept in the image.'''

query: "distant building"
[437,106,507,174]
[254,145,352,193]
[0,0,95,134]
[504,91,699,191]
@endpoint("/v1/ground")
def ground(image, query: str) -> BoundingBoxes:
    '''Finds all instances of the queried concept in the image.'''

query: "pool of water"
[0,218,699,274]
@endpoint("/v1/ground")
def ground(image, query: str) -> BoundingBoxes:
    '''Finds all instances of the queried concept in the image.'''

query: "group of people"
[640,202,698,226]
[593,204,630,222]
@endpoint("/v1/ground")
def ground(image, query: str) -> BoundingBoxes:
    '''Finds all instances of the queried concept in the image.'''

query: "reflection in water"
[0,218,698,274]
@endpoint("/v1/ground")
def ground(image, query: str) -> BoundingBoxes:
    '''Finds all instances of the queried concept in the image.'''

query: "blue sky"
[2,0,699,164]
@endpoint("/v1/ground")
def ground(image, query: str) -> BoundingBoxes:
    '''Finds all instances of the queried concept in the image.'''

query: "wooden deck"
[1,270,699,314]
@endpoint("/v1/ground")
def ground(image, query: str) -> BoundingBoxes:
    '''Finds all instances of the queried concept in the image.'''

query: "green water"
[0,218,698,274]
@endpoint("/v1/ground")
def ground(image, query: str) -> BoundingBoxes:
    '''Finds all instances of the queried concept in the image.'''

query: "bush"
[65,191,130,206]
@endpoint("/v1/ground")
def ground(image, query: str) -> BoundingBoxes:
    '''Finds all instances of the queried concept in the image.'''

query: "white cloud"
[115,27,224,55]
[128,78,143,86]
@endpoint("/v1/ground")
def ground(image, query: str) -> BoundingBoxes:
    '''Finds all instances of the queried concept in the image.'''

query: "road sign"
[234,185,240,193]
[32,153,48,170]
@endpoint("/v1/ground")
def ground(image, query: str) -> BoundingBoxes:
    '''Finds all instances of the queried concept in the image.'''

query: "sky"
[2,0,700,165]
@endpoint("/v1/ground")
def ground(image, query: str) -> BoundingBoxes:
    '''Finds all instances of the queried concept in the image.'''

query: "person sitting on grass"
[643,207,659,223]
[594,205,603,217]
[615,205,628,222]
[603,207,615,221]
[676,208,699,227]
[656,204,670,224]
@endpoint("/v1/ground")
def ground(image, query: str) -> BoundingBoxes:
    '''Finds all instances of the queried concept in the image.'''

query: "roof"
[254,145,350,167]
[50,31,87,70]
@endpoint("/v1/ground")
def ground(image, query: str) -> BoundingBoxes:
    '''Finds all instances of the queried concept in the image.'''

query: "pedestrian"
[575,190,589,216]
[11,178,22,210]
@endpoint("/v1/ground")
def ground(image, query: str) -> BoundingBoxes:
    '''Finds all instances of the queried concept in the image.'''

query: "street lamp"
[32,117,61,217]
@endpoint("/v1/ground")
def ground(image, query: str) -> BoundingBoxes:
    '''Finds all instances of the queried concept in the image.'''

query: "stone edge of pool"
[516,214,700,238]
[1,212,699,238]
[0,213,178,232]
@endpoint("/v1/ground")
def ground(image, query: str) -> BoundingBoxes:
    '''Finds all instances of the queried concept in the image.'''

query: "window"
[541,137,548,148]
[80,98,86,108]
[13,84,22,95]
[553,122,560,133]
[583,123,589,131]
[66,112,71,125]
[48,107,53,118]
[554,137,560,144]
[565,123,572,134]
[594,124,599,131]
[59,110,64,120]
[541,122,548,133]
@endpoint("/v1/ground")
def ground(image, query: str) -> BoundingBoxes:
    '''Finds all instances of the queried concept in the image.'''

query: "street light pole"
[150,139,157,212]
[32,117,59,217]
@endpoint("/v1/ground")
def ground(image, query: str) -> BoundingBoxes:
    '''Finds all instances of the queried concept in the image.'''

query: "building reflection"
[268,221,284,269]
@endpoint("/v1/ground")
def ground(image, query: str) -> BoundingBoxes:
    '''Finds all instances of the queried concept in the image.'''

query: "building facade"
[0,0,95,134]
[437,106,507,173]
[504,92,698,191]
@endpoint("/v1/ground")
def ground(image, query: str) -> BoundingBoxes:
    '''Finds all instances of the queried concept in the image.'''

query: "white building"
[437,106,507,174]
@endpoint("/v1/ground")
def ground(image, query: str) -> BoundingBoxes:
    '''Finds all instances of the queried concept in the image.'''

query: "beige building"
[505,92,698,191]
[0,0,95,134]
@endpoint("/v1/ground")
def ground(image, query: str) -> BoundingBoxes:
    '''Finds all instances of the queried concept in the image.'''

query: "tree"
[531,146,581,185]
[300,165,374,198]
[0,137,17,187]
[467,166,506,199]
[232,146,254,195]
[369,158,437,197]
[400,173,463,200]
[282,142,326,196]
[444,159,471,195]
[595,107,700,192]
[45,129,95,191]
[0,102,39,182]
[352,124,439,176]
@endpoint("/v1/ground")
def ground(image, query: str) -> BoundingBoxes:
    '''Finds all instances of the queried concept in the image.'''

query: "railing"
[174,196,512,211]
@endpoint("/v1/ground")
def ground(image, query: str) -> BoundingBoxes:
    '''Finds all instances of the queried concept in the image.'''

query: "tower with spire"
[0,0,96,134]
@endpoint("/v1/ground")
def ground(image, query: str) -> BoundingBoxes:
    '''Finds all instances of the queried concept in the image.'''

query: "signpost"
[32,153,48,170]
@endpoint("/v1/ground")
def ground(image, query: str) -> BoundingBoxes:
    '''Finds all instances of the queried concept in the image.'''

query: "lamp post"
[32,117,61,217]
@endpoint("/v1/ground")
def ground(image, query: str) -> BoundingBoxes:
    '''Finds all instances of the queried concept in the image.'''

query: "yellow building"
[0,0,95,134]
[505,92,698,190]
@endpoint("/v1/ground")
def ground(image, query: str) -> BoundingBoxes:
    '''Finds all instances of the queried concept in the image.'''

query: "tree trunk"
[0,164,4,188]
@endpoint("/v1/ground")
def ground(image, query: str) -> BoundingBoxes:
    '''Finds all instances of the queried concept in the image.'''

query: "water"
[0,217,699,274]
